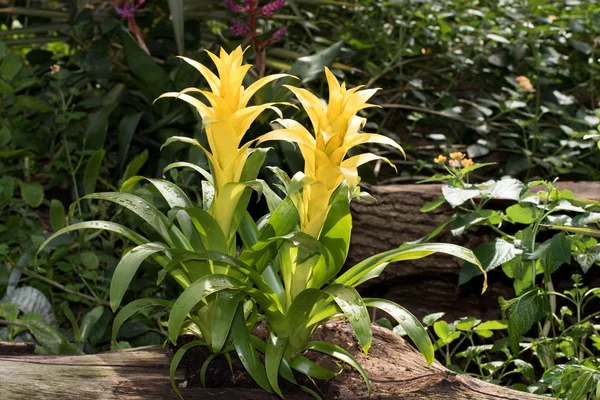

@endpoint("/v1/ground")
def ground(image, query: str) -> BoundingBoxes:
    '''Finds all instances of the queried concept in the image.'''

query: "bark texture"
[348,182,600,321]
[0,321,546,400]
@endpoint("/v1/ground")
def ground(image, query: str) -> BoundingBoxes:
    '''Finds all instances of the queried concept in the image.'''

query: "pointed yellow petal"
[178,56,220,94]
[284,85,324,133]
[232,103,288,139]
[342,153,397,172]
[178,87,229,112]
[256,121,315,148]
[156,92,214,120]
[344,132,405,157]
[240,74,291,107]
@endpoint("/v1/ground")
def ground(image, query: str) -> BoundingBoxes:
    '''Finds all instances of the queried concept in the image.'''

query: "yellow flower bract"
[259,68,404,237]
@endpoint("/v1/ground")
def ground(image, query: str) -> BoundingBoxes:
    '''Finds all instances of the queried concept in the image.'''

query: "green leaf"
[265,333,288,397]
[119,29,170,99]
[163,161,213,184]
[0,52,22,80]
[122,150,148,182]
[211,290,240,353]
[168,274,241,344]
[317,185,351,282]
[0,126,11,147]
[324,284,372,353]
[364,298,434,364]
[503,288,550,354]
[231,304,273,393]
[19,181,44,207]
[110,242,169,311]
[475,320,507,330]
[49,199,66,231]
[422,312,445,327]
[546,225,600,238]
[305,341,371,393]
[433,320,460,345]
[167,0,185,55]
[565,371,595,400]
[486,33,511,44]
[441,185,480,208]
[77,306,105,343]
[24,319,79,355]
[83,149,105,195]
[112,298,173,346]
[513,359,535,382]
[118,112,144,171]
[506,204,540,224]
[337,243,485,293]
[481,178,524,201]
[288,41,344,83]
[170,340,205,400]
[84,105,116,150]
[420,198,445,213]
[459,239,521,285]
[288,354,340,380]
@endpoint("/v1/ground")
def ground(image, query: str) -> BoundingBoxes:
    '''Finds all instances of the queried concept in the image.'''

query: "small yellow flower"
[461,158,474,167]
[547,15,558,21]
[449,152,465,160]
[50,64,60,74]
[433,155,447,164]
[421,48,432,55]
[449,159,460,168]
[515,76,534,92]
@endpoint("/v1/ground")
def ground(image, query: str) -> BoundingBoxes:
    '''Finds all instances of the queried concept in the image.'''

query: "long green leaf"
[546,225,600,238]
[167,0,185,55]
[112,298,173,346]
[211,290,240,353]
[110,242,169,311]
[324,284,372,353]
[168,274,241,344]
[37,221,149,257]
[288,353,340,380]
[265,333,288,397]
[170,340,205,400]
[364,298,434,364]
[336,243,486,293]
[163,161,213,184]
[306,341,370,393]
[231,304,273,393]
[83,149,105,195]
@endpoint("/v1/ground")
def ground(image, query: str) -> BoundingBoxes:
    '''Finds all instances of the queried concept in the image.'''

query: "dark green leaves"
[501,288,550,354]
[19,181,44,208]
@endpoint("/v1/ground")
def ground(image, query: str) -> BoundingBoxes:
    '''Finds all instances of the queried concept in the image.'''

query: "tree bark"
[0,321,546,400]
[348,182,600,321]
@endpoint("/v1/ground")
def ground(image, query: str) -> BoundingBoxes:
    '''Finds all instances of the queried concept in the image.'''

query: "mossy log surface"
[0,321,546,399]
[349,182,600,321]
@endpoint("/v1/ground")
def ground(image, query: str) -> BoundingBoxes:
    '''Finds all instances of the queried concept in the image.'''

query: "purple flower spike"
[229,19,251,36]
[260,0,286,17]
[223,0,243,13]
[260,26,287,47]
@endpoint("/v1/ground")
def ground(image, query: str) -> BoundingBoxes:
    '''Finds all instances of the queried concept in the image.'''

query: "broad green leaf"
[168,274,240,344]
[441,185,480,208]
[475,320,507,330]
[15,96,51,113]
[481,178,524,201]
[433,320,460,345]
[506,203,540,224]
[365,298,434,364]
[83,149,105,195]
[231,304,273,393]
[305,341,371,393]
[112,298,173,346]
[119,29,170,99]
[565,371,595,400]
[0,126,11,147]
[121,177,192,209]
[110,242,169,311]
[19,181,44,208]
[167,0,185,55]
[84,105,116,150]
[502,288,550,354]
[49,199,66,231]
[459,239,521,285]
[486,33,510,44]
[513,359,535,382]
[420,198,445,213]
[422,312,445,327]
[24,318,79,355]
[265,333,288,397]
[184,207,228,253]
[288,41,344,83]
[451,209,499,236]
[324,284,372,353]
[0,53,22,80]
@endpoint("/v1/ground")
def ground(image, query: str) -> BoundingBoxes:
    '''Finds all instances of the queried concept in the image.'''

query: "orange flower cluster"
[516,76,534,92]
[434,152,474,168]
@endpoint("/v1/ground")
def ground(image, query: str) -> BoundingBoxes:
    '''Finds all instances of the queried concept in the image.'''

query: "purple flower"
[113,0,145,19]
[259,0,285,17]
[230,19,251,36]
[260,26,287,47]
[223,0,243,13]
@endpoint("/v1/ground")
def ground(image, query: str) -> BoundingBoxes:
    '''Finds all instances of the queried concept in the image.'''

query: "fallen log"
[0,321,546,400]
[348,182,600,321]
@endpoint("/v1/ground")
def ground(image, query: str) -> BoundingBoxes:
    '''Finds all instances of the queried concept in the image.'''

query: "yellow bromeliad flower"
[258,67,404,237]
[157,47,288,239]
